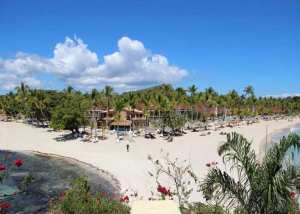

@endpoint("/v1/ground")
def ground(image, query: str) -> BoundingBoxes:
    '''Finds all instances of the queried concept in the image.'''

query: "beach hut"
[110,120,132,132]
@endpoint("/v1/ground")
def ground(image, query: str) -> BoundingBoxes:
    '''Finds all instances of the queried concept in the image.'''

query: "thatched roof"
[123,108,143,114]
[110,120,132,126]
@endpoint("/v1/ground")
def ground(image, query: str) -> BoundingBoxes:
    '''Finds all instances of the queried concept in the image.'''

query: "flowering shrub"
[289,191,297,200]
[50,177,130,214]
[157,184,172,199]
[148,153,199,208]
[14,159,23,167]
[181,202,228,214]
[0,202,11,214]
[0,158,25,213]
[0,164,6,171]
[120,195,129,203]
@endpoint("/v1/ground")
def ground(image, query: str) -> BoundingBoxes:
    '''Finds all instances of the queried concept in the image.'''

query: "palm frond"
[263,134,300,178]
[201,168,247,210]
[218,132,258,189]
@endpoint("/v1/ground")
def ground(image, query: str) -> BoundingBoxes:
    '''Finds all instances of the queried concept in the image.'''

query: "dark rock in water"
[0,151,120,214]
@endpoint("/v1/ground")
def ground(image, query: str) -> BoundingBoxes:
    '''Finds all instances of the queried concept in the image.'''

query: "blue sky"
[0,0,300,96]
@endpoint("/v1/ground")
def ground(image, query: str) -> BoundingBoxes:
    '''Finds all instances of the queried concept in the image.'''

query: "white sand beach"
[1,118,300,202]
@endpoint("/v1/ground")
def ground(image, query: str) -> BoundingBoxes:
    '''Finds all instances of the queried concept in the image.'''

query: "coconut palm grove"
[1,83,300,213]
[1,0,300,213]
[1,84,300,130]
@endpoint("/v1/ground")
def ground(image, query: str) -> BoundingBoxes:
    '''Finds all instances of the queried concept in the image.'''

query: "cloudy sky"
[1,0,300,96]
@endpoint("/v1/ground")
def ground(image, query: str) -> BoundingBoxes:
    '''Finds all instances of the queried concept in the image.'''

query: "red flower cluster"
[206,161,218,167]
[289,191,297,199]
[100,191,108,198]
[14,159,23,167]
[120,195,129,203]
[59,191,66,200]
[0,164,6,171]
[157,185,172,197]
[0,201,11,212]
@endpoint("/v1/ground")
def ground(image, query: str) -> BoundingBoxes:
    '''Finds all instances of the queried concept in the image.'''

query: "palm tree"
[114,98,125,132]
[142,93,152,126]
[15,82,30,116]
[244,85,255,98]
[124,92,137,130]
[104,85,113,109]
[203,87,218,119]
[103,85,114,127]
[201,132,300,213]
[175,87,187,103]
[155,94,170,133]
[27,89,48,125]
[244,85,256,115]
[188,85,198,121]
[64,86,74,95]
[91,88,98,106]
[225,90,240,116]
[154,93,167,119]
[175,87,189,120]
[162,84,174,98]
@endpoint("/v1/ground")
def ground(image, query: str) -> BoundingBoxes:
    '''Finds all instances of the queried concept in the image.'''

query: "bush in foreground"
[201,132,300,213]
[181,203,228,214]
[50,177,130,214]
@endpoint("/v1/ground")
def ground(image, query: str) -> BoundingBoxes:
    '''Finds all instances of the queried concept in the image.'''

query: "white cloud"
[0,53,46,90]
[0,36,187,91]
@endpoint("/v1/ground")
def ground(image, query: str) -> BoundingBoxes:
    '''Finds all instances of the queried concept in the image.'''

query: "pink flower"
[157,185,172,196]
[59,191,66,200]
[0,201,11,212]
[120,195,129,203]
[14,159,23,167]
[289,191,297,199]
[0,164,6,171]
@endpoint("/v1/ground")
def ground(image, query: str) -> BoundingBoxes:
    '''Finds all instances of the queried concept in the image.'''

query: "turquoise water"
[271,123,300,164]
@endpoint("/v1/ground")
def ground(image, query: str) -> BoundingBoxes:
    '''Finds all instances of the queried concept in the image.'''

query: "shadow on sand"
[54,133,82,142]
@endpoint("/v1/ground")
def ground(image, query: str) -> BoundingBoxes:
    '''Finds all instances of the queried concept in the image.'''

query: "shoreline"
[1,118,300,202]
[258,119,300,160]
[0,149,121,213]
[29,150,122,195]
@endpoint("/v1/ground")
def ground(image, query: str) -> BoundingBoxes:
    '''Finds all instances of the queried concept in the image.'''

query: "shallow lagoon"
[0,151,120,213]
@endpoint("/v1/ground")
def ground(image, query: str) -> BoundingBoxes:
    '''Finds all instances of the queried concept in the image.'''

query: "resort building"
[88,107,147,131]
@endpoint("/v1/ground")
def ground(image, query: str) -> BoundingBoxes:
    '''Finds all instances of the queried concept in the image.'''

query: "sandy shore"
[1,118,300,202]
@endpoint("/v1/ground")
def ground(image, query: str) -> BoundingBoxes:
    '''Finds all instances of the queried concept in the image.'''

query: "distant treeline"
[0,83,300,132]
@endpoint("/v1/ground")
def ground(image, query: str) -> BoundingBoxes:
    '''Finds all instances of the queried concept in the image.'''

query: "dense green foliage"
[50,91,90,133]
[181,203,228,214]
[1,83,300,131]
[201,132,300,214]
[51,177,130,214]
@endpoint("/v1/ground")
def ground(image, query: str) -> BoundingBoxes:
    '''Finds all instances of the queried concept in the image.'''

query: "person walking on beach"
[126,144,130,152]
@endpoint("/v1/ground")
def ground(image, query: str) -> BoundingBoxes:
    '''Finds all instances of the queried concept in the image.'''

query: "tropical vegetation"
[50,177,130,214]
[1,83,300,133]
[201,132,300,213]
